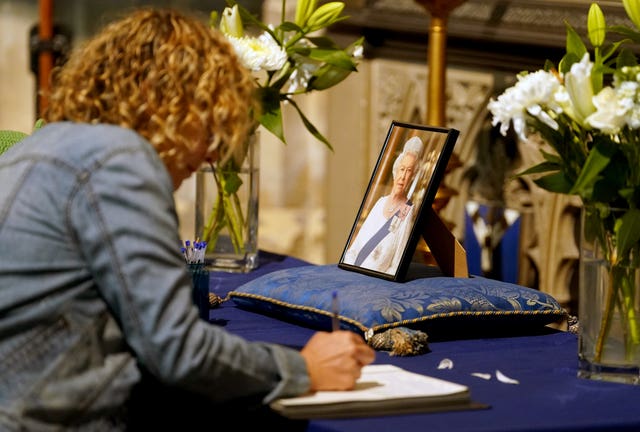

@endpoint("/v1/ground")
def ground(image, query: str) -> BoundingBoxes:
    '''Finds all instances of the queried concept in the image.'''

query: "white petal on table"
[437,358,454,369]
[496,370,520,384]
[471,372,492,380]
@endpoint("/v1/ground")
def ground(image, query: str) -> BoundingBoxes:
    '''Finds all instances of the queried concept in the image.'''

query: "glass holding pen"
[182,240,210,320]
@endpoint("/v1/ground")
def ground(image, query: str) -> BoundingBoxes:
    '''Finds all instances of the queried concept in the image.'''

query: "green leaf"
[220,168,243,195]
[269,62,294,91]
[307,63,353,91]
[527,117,566,154]
[307,48,357,70]
[565,21,588,59]
[615,209,640,259]
[288,45,312,57]
[570,139,615,196]
[619,186,636,202]
[609,24,640,43]
[543,59,558,72]
[516,160,561,176]
[617,47,638,68]
[559,52,582,75]
[257,87,286,143]
[540,149,563,164]
[33,118,45,130]
[278,21,303,33]
[533,172,574,194]
[260,111,285,143]
[306,36,340,49]
[286,97,333,150]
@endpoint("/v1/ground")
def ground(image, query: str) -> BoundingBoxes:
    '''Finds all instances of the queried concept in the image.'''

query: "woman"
[0,8,374,430]
[343,136,424,275]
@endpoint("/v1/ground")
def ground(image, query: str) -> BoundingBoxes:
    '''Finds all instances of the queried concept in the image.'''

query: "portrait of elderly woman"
[342,135,424,276]
[340,122,458,281]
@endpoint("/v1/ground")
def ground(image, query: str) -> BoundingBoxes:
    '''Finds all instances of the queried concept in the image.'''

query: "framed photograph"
[338,121,459,281]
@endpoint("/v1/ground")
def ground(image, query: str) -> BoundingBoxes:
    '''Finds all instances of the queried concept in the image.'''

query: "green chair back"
[0,120,45,155]
[0,130,28,155]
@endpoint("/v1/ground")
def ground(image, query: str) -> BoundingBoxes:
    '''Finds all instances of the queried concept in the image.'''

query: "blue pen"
[331,291,340,332]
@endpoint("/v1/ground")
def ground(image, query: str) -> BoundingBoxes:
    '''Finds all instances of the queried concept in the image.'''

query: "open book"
[270,364,487,419]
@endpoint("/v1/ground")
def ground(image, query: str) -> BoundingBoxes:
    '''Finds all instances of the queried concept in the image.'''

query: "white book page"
[275,364,468,407]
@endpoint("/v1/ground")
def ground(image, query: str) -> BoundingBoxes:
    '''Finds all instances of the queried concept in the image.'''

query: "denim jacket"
[0,123,309,430]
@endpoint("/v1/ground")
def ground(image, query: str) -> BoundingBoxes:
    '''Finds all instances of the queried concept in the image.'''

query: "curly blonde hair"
[44,8,257,172]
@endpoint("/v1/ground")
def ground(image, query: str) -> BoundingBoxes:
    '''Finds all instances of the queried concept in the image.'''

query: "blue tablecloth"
[207,251,640,432]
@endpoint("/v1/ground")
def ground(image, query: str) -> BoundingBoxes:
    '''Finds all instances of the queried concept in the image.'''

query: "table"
[208,251,640,432]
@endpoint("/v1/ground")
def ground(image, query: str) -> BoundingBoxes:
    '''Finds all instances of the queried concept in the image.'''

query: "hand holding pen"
[300,330,376,391]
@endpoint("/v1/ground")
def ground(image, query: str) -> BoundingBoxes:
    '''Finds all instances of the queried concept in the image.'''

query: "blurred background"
[3,0,627,315]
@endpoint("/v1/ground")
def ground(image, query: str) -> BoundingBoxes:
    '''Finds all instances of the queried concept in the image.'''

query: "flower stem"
[619,265,640,358]
[223,182,246,253]
[595,268,618,362]
[594,262,640,362]
[202,162,247,255]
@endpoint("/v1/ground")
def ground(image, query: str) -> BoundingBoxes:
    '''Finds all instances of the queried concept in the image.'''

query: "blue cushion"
[229,264,567,343]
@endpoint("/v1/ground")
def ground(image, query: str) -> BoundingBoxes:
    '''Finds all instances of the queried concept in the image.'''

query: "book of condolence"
[269,364,487,419]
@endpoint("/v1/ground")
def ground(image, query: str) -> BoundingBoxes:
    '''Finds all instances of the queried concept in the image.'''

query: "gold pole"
[416,0,467,207]
[412,0,468,269]
[426,14,447,126]
[414,0,467,126]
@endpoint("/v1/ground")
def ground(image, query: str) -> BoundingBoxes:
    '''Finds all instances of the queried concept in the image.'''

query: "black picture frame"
[338,121,459,282]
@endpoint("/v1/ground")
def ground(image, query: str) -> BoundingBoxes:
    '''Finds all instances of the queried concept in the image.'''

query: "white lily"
[564,53,596,126]
[587,82,637,134]
[220,5,243,38]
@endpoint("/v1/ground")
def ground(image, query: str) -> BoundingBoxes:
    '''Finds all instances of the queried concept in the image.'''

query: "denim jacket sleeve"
[68,126,310,403]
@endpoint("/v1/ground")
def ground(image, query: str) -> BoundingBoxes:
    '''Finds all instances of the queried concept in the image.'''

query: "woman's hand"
[300,330,376,391]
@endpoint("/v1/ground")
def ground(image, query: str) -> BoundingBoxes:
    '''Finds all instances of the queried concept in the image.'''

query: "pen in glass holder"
[183,240,209,320]
[181,240,207,264]
[331,290,340,331]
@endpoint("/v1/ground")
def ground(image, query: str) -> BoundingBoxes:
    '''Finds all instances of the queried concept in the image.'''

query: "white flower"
[286,61,318,93]
[227,32,287,72]
[615,81,640,129]
[627,98,640,130]
[488,70,561,141]
[586,87,628,133]
[564,53,596,125]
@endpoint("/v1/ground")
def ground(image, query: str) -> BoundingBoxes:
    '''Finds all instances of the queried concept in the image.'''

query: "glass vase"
[578,204,640,384]
[195,133,259,273]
